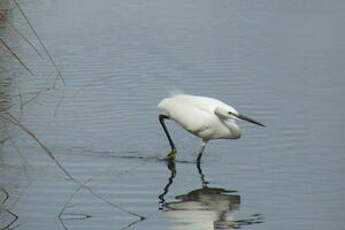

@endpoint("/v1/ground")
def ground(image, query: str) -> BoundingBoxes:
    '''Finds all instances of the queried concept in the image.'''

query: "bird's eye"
[228,111,232,115]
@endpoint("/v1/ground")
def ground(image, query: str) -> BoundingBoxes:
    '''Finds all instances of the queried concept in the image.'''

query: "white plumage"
[158,94,264,161]
[158,94,241,141]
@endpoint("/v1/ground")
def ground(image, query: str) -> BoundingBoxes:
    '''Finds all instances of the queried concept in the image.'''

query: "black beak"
[235,113,265,127]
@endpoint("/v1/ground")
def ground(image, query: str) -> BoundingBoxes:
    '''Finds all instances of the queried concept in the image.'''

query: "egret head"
[215,106,239,120]
[215,106,265,127]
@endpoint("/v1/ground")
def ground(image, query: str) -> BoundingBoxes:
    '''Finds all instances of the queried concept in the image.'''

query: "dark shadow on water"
[159,160,264,229]
[72,147,198,164]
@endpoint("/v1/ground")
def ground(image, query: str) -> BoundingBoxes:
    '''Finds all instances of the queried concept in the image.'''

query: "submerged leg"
[159,114,177,160]
[196,141,207,163]
[158,159,176,208]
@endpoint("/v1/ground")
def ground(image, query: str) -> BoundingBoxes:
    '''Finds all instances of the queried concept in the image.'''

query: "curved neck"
[223,119,241,139]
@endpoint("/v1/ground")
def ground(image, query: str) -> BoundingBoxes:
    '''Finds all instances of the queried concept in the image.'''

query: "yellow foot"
[166,149,177,161]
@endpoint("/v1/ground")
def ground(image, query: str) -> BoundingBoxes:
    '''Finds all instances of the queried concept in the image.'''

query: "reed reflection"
[159,160,263,230]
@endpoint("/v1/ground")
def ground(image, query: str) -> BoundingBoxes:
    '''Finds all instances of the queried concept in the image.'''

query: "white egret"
[158,94,265,161]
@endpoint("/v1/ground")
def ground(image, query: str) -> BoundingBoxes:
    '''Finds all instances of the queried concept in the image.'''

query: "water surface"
[1,0,345,230]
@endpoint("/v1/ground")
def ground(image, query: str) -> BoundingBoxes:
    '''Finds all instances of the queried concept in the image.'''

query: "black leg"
[196,141,207,163]
[196,160,209,186]
[159,114,177,159]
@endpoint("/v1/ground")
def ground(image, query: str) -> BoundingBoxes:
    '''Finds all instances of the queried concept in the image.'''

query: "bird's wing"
[169,94,223,113]
[158,95,215,133]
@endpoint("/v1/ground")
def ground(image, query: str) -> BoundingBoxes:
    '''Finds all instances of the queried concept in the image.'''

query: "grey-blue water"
[1,0,345,229]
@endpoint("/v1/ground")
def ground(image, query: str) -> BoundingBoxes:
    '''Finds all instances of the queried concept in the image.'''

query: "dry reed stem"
[0,12,42,58]
[12,0,66,86]
[1,112,146,223]
[0,38,34,76]
[0,112,78,184]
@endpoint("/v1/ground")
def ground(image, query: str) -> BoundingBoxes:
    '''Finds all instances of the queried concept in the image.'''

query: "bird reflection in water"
[158,160,263,229]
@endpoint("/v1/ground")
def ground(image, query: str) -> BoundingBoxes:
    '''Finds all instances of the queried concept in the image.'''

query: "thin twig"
[85,185,146,220]
[53,84,65,117]
[58,174,146,230]
[0,38,34,76]
[5,125,35,191]
[58,179,85,230]
[0,12,43,58]
[2,113,146,223]
[1,112,78,184]
[12,0,65,86]
[2,107,147,228]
